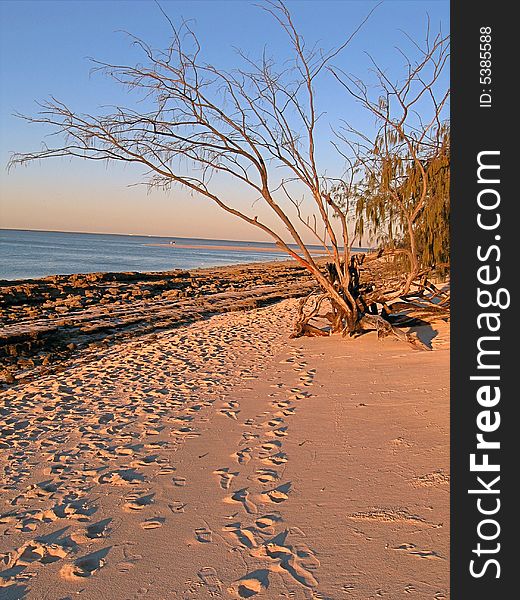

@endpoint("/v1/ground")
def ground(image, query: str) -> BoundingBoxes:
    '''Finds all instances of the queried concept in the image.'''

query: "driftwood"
[359,313,430,351]
[290,294,330,338]
[290,254,448,350]
[291,292,431,350]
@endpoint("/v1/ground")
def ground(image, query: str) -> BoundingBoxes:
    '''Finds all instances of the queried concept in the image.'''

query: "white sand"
[0,299,449,599]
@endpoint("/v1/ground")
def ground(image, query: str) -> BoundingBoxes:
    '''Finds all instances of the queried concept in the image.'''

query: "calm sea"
[0,229,361,281]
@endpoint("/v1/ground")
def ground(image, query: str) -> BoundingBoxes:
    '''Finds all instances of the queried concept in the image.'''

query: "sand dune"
[0,299,449,599]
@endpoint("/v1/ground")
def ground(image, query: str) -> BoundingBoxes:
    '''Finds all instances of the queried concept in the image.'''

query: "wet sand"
[0,298,449,599]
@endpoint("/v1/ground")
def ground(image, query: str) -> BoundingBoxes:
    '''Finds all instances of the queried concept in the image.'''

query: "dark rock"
[1,370,15,384]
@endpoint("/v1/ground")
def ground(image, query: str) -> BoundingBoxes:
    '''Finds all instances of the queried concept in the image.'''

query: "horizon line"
[1,227,369,249]
[0,227,280,246]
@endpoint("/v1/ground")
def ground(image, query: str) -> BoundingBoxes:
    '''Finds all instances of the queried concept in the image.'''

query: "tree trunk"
[402,217,420,295]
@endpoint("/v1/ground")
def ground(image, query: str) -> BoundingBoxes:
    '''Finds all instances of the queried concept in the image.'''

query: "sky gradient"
[0,0,449,242]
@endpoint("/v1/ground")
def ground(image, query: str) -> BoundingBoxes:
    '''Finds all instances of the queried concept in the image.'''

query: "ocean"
[0,229,363,281]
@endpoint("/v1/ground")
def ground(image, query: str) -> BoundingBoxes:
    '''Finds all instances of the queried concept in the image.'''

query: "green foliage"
[355,124,450,270]
[414,137,450,268]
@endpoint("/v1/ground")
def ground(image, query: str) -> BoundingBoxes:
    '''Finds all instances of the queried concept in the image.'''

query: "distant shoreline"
[144,242,329,255]
[1,228,369,281]
[2,227,357,249]
[0,227,270,244]
[0,227,371,252]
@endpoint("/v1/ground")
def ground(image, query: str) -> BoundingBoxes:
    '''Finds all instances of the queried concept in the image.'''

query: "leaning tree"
[8,1,443,344]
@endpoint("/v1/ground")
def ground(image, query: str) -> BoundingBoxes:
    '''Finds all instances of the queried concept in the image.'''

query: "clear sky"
[0,0,449,242]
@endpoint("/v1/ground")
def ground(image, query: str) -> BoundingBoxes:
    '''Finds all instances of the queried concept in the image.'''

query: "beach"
[0,263,449,599]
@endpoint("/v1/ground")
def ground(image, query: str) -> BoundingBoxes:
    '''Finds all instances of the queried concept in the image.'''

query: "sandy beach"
[1,281,449,599]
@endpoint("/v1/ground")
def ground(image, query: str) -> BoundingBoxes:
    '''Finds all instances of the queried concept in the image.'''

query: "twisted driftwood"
[290,255,446,350]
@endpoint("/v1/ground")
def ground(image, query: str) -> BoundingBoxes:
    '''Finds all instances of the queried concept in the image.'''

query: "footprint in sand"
[255,513,283,536]
[412,470,450,488]
[342,583,356,594]
[409,549,444,559]
[123,492,154,512]
[258,439,287,466]
[262,482,291,504]
[117,542,143,571]
[214,468,239,490]
[254,469,279,484]
[274,407,296,418]
[97,468,146,486]
[293,542,321,571]
[220,409,240,420]
[141,517,166,530]
[263,417,284,428]
[225,489,258,514]
[229,569,270,598]
[60,548,110,580]
[233,448,252,465]
[259,440,282,453]
[289,390,310,401]
[70,518,111,544]
[145,425,165,436]
[158,464,177,476]
[271,399,291,409]
[279,358,294,365]
[299,370,316,384]
[348,508,437,528]
[261,451,288,467]
[266,427,288,438]
[132,454,165,468]
[52,499,97,521]
[195,527,213,543]
[392,543,416,551]
[197,566,223,595]
[115,445,136,456]
[220,401,240,420]
[168,501,186,513]
[390,437,413,448]
[171,426,200,438]
[222,523,258,549]
[252,540,319,589]
[5,540,69,574]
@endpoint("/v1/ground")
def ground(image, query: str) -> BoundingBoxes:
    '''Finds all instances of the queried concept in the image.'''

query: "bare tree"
[331,26,450,297]
[8,1,433,344]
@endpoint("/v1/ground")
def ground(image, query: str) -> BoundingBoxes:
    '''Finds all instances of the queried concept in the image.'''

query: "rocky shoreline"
[0,261,316,386]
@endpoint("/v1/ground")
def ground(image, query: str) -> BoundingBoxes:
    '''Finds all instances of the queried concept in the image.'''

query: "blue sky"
[0,0,449,241]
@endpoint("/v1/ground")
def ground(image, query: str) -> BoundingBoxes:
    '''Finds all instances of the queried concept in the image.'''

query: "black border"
[451,2,512,596]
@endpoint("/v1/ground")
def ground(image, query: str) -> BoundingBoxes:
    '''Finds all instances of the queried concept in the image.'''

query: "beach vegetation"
[9,1,449,344]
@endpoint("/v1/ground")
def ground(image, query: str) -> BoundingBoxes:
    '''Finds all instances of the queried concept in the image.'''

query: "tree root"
[359,314,431,350]
[290,291,431,350]
[290,322,330,338]
[290,293,332,338]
